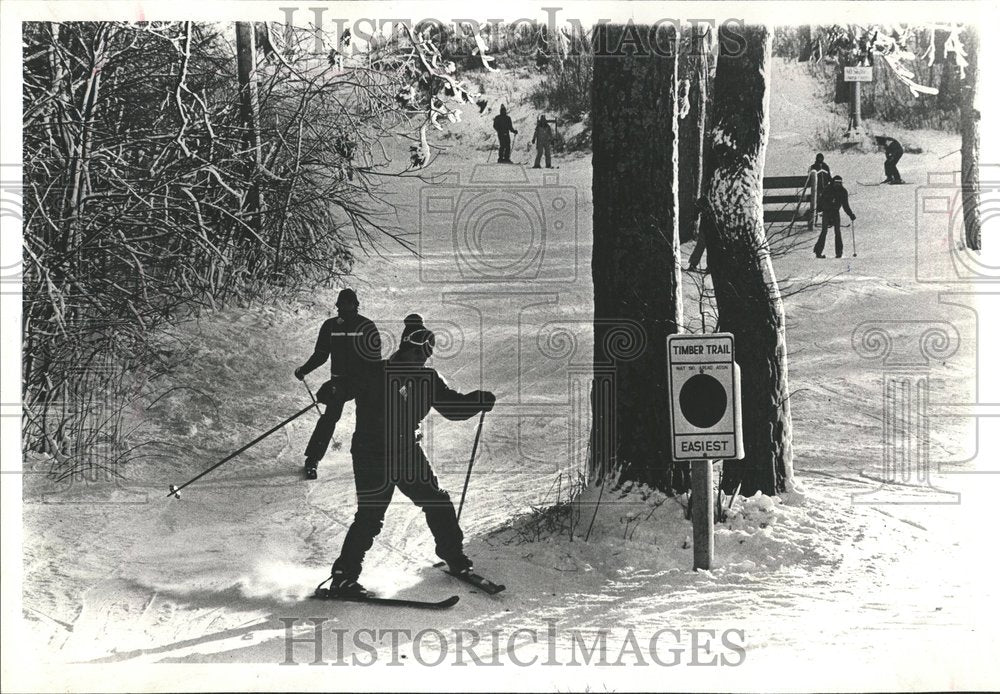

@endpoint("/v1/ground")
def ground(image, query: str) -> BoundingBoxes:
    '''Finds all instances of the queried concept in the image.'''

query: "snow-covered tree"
[703,25,793,496]
[678,25,711,244]
[958,25,980,251]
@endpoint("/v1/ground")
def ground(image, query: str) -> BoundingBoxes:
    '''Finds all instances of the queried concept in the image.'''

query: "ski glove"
[478,391,497,413]
[850,214,857,221]
[294,367,305,381]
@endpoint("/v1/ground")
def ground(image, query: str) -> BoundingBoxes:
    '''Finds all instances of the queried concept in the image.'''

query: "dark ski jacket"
[352,359,485,456]
[533,123,554,147]
[809,162,831,180]
[884,137,903,160]
[493,113,516,135]
[819,185,855,218]
[298,312,382,382]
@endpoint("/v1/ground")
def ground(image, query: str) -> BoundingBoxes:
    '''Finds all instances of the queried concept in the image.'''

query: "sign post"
[666,333,744,571]
[843,65,873,143]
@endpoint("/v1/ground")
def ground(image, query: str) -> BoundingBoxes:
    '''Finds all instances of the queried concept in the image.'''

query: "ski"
[433,562,507,595]
[311,589,460,609]
[857,180,911,187]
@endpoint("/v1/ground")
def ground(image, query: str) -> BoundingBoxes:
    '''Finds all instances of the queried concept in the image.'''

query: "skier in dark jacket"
[532,115,555,169]
[295,288,382,479]
[325,315,496,597]
[809,153,831,195]
[492,105,518,164]
[876,135,904,184]
[813,175,856,259]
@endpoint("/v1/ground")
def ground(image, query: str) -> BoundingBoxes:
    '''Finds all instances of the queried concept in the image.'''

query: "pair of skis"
[856,179,911,187]
[312,564,505,610]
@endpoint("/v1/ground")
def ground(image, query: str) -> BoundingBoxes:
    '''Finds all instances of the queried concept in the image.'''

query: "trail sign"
[844,66,873,82]
[666,333,744,461]
[667,332,745,572]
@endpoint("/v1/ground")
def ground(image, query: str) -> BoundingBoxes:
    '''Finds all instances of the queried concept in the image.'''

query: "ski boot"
[317,571,372,599]
[445,554,474,577]
[304,457,319,480]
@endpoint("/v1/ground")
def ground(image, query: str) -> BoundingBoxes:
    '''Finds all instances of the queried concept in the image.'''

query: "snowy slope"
[14,59,1000,692]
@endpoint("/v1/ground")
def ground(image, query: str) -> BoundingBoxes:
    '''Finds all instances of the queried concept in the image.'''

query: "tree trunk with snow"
[591,24,685,492]
[702,25,793,496]
[679,28,709,244]
[960,25,981,252]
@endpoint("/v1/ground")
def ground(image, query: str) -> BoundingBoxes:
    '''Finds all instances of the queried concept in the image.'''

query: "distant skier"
[532,115,555,169]
[875,135,904,184]
[809,153,831,195]
[813,175,856,259]
[492,105,518,164]
[294,289,381,480]
[324,315,496,598]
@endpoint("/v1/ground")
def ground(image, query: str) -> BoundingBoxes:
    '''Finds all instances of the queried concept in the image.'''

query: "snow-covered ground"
[11,58,1000,691]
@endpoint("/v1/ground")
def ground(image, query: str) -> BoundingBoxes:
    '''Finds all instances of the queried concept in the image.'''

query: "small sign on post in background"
[844,66,874,82]
[667,333,744,571]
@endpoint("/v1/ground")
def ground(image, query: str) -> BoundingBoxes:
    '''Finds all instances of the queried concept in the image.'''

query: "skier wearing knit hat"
[294,289,382,480]
[813,175,856,259]
[324,314,496,598]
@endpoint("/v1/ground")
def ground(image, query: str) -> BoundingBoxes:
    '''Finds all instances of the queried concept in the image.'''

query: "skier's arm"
[842,191,856,220]
[431,372,494,420]
[296,320,332,379]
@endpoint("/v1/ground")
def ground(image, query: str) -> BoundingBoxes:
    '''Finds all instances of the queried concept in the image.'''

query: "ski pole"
[456,410,486,524]
[851,218,858,257]
[303,379,322,416]
[167,404,313,499]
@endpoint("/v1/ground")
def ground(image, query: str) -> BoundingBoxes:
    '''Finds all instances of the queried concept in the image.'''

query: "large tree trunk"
[678,28,709,244]
[702,25,793,496]
[960,25,981,252]
[591,24,684,491]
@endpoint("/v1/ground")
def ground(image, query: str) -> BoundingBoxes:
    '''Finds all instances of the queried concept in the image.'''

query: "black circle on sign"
[679,373,727,429]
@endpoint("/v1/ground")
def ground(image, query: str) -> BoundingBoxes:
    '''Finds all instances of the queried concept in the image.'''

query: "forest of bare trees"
[21,20,487,473]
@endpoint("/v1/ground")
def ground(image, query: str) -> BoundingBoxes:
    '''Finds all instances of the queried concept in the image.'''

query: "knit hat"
[401,313,424,343]
[335,288,359,309]
[404,328,436,353]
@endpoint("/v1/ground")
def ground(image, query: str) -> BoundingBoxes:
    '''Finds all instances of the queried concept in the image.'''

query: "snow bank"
[487,476,842,584]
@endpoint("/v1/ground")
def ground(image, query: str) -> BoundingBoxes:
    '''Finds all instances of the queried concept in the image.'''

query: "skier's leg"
[545,144,552,168]
[834,215,844,258]
[331,454,395,581]
[814,214,830,256]
[889,154,902,183]
[533,147,542,168]
[396,445,469,571]
[304,385,349,462]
